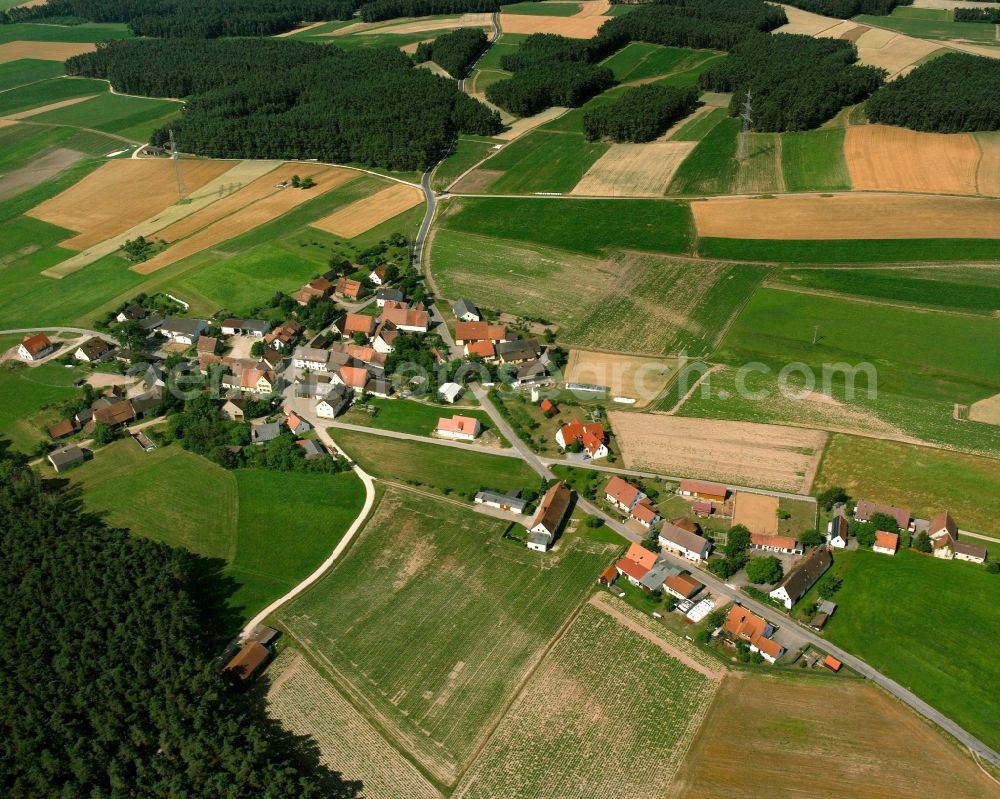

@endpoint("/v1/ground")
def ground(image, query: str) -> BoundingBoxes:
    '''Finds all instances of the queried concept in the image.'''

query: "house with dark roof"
[928,511,987,564]
[297,439,326,460]
[74,337,113,363]
[223,641,270,686]
[159,316,206,345]
[221,318,270,337]
[527,482,572,552]
[452,298,480,322]
[496,338,540,364]
[375,287,405,307]
[854,499,912,531]
[827,514,849,548]
[116,304,146,322]
[47,419,77,440]
[316,384,351,418]
[769,547,833,609]
[251,421,282,444]
[658,521,711,562]
[475,489,527,514]
[48,444,85,473]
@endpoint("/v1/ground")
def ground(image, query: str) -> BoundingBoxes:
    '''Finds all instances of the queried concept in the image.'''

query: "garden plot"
[610,413,826,492]
[0,40,95,63]
[451,600,720,799]
[571,141,696,196]
[692,194,1000,239]
[845,124,980,195]
[564,349,678,407]
[267,649,443,799]
[276,488,616,785]
[310,181,422,238]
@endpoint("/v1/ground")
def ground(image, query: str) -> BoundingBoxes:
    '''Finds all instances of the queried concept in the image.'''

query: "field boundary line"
[763,281,993,319]
[665,363,720,415]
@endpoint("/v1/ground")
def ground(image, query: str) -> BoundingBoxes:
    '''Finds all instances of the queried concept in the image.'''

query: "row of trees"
[699,33,885,130]
[865,52,1000,132]
[414,28,488,80]
[2,0,357,36]
[0,453,359,797]
[486,61,614,117]
[773,0,911,18]
[358,0,497,22]
[583,84,699,142]
[67,40,501,170]
[954,7,1000,22]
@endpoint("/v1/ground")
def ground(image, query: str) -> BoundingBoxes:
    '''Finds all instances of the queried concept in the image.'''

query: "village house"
[678,480,727,503]
[197,336,220,356]
[495,338,541,365]
[722,605,785,664]
[116,304,145,322]
[365,377,393,398]
[223,367,275,395]
[264,320,301,350]
[336,277,364,300]
[251,420,282,444]
[381,306,429,333]
[769,547,833,609]
[47,444,86,473]
[292,345,331,372]
[465,340,496,360]
[452,298,481,322]
[94,398,137,427]
[658,521,711,562]
[454,322,508,346]
[438,382,464,404]
[873,530,899,556]
[368,265,388,286]
[334,365,369,390]
[854,499,912,531]
[751,533,803,555]
[510,360,549,389]
[220,399,245,421]
[375,287,405,307]
[340,313,377,340]
[260,347,283,371]
[436,415,481,442]
[221,318,270,337]
[74,337,112,363]
[827,514,849,548]
[526,482,572,552]
[283,408,311,435]
[297,277,334,304]
[664,572,704,601]
[315,384,351,418]
[159,316,207,345]
[295,374,334,400]
[605,476,645,512]
[298,439,326,460]
[372,321,399,354]
[475,489,527,514]
[615,542,658,587]
[555,418,608,461]
[18,333,54,362]
[928,511,987,564]
[630,498,660,529]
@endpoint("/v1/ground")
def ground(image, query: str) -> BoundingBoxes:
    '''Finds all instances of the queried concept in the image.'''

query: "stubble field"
[571,140,697,196]
[0,40,95,62]
[310,181,424,238]
[564,349,678,406]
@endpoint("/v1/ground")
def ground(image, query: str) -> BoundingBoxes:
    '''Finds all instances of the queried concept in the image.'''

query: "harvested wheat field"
[134,166,357,273]
[855,32,942,77]
[360,13,492,35]
[815,19,859,41]
[267,649,444,799]
[969,392,1000,425]
[310,182,423,238]
[495,106,569,141]
[28,158,235,250]
[976,132,1000,197]
[846,124,981,195]
[692,194,1000,239]
[610,413,826,492]
[773,6,842,36]
[0,41,96,63]
[499,2,609,39]
[731,491,779,535]
[572,141,696,197]
[565,350,678,407]
[670,672,999,799]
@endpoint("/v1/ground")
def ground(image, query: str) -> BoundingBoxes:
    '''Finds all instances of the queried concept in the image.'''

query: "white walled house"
[658,522,711,562]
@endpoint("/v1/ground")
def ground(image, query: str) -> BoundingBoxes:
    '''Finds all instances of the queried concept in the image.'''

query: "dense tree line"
[954,7,1000,22]
[499,32,590,71]
[772,0,911,18]
[865,52,1000,131]
[0,453,360,797]
[357,0,497,22]
[699,33,884,130]
[486,61,614,116]
[2,0,357,36]
[67,39,500,169]
[414,28,488,79]
[583,84,698,141]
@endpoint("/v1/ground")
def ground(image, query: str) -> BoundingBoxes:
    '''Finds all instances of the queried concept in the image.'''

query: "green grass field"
[341,397,499,439]
[28,92,182,141]
[439,196,694,256]
[856,8,1000,47]
[698,237,1000,264]
[474,37,526,71]
[815,433,1000,536]
[669,106,727,142]
[0,22,132,43]
[822,548,1000,753]
[0,360,81,453]
[501,1,581,15]
[433,135,504,190]
[0,76,106,116]
[601,42,718,84]
[277,488,618,782]
[479,130,609,194]
[781,128,850,192]
[667,116,739,194]
[0,58,64,91]
[330,426,538,497]
[453,602,718,799]
[68,441,367,623]
[772,266,1000,314]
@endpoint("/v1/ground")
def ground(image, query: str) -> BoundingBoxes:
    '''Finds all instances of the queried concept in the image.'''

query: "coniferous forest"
[774,0,911,18]
[67,39,501,169]
[583,84,699,142]
[414,28,489,79]
[0,453,360,797]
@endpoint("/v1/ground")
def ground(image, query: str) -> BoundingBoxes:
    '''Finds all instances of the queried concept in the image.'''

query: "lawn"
[815,433,1000,536]
[329,426,539,497]
[68,441,367,625]
[438,195,694,256]
[340,397,500,439]
[781,128,850,192]
[433,135,504,190]
[431,229,765,355]
[480,130,609,194]
[0,59,64,91]
[822,548,1000,754]
[276,488,618,783]
[698,237,1000,263]
[0,360,82,453]
[29,92,183,142]
[452,601,719,799]
[0,76,106,116]
[771,266,1000,314]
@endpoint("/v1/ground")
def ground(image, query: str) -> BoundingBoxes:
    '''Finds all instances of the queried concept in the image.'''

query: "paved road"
[0,326,116,344]
[468,385,1000,767]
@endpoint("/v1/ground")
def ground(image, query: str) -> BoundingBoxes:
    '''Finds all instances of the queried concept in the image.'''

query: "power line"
[737,89,752,162]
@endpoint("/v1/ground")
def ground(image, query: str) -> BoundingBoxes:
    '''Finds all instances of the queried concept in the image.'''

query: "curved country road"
[0,326,116,344]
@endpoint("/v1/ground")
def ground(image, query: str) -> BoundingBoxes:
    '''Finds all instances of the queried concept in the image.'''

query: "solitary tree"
[250,341,265,358]
[745,556,783,585]
[816,486,849,510]
[817,572,843,599]
[913,531,933,553]
[114,319,147,351]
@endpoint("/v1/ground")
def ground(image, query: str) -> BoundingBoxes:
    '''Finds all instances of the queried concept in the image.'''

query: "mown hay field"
[277,489,618,784]
[310,181,423,238]
[692,194,1000,239]
[267,649,444,799]
[430,229,767,355]
[477,130,609,193]
[674,670,999,799]
[781,128,850,192]
[610,413,826,492]
[452,600,721,799]
[571,140,696,196]
[27,91,182,142]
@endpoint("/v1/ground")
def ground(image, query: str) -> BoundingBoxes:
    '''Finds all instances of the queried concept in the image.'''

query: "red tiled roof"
[599,564,618,584]
[20,333,52,357]
[343,313,375,336]
[338,365,368,389]
[336,277,362,298]
[540,399,556,413]
[679,479,727,498]
[631,498,659,525]
[466,340,495,359]
[664,573,701,598]
[928,510,957,538]
[382,307,428,329]
[47,419,76,439]
[751,532,798,550]
[616,556,650,582]
[455,321,507,342]
[605,476,642,508]
[874,531,898,551]
[624,542,657,570]
[823,655,842,672]
[436,415,479,435]
[723,605,771,650]
[559,418,605,454]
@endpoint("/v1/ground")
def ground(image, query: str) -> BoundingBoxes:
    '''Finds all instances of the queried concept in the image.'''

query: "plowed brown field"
[310,182,423,238]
